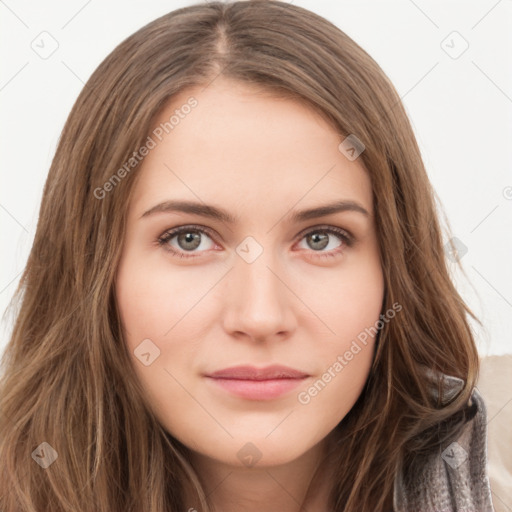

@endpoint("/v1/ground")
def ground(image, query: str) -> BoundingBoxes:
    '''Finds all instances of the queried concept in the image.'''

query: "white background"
[1,0,511,357]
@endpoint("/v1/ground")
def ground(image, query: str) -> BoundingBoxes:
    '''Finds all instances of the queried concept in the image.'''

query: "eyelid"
[294,224,354,245]
[157,224,219,253]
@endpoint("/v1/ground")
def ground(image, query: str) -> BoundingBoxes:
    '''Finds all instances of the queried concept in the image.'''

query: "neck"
[182,431,338,512]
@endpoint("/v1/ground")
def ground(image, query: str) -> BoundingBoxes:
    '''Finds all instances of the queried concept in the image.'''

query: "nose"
[222,249,297,343]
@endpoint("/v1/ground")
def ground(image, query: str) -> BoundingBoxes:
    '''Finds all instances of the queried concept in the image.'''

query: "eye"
[157,224,353,259]
[157,225,217,259]
[294,225,353,260]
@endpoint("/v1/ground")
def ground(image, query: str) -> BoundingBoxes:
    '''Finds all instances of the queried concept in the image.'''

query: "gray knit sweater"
[393,371,495,511]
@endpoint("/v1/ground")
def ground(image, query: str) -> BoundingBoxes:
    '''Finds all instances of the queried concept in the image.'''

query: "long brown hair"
[0,1,480,510]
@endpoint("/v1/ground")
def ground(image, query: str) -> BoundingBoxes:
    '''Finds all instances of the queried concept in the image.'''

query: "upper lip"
[206,365,309,380]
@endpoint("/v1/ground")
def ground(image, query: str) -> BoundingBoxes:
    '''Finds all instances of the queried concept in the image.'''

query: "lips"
[205,365,310,400]
[206,364,309,380]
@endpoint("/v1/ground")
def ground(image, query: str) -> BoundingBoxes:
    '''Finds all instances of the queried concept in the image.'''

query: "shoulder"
[477,355,512,512]
[393,372,495,512]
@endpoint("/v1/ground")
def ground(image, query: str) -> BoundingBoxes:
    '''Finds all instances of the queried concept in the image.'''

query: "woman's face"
[115,78,384,468]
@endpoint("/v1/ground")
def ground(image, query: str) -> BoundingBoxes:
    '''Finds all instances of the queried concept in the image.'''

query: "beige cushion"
[476,355,512,512]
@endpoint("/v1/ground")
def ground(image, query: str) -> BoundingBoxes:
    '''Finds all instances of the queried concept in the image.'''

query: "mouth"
[204,365,310,400]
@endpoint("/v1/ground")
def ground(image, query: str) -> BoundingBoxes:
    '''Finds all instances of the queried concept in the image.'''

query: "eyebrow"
[140,199,370,223]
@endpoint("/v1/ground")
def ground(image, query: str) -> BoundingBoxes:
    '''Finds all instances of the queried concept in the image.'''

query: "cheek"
[297,335,375,421]
[115,254,201,424]
[115,251,210,342]
[295,287,383,434]
[295,253,384,415]
[301,248,384,344]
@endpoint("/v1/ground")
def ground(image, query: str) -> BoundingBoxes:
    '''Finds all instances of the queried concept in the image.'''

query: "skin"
[115,78,384,512]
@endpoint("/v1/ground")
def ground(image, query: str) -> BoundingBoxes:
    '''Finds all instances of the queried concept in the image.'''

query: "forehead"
[129,79,372,221]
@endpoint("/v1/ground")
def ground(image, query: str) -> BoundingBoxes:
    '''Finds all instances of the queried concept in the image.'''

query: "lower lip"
[206,377,307,400]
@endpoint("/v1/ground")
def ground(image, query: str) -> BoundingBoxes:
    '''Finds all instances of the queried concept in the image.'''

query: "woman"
[0,1,495,510]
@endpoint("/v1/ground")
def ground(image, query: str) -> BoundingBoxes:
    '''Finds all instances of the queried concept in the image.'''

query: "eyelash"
[157,224,354,260]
